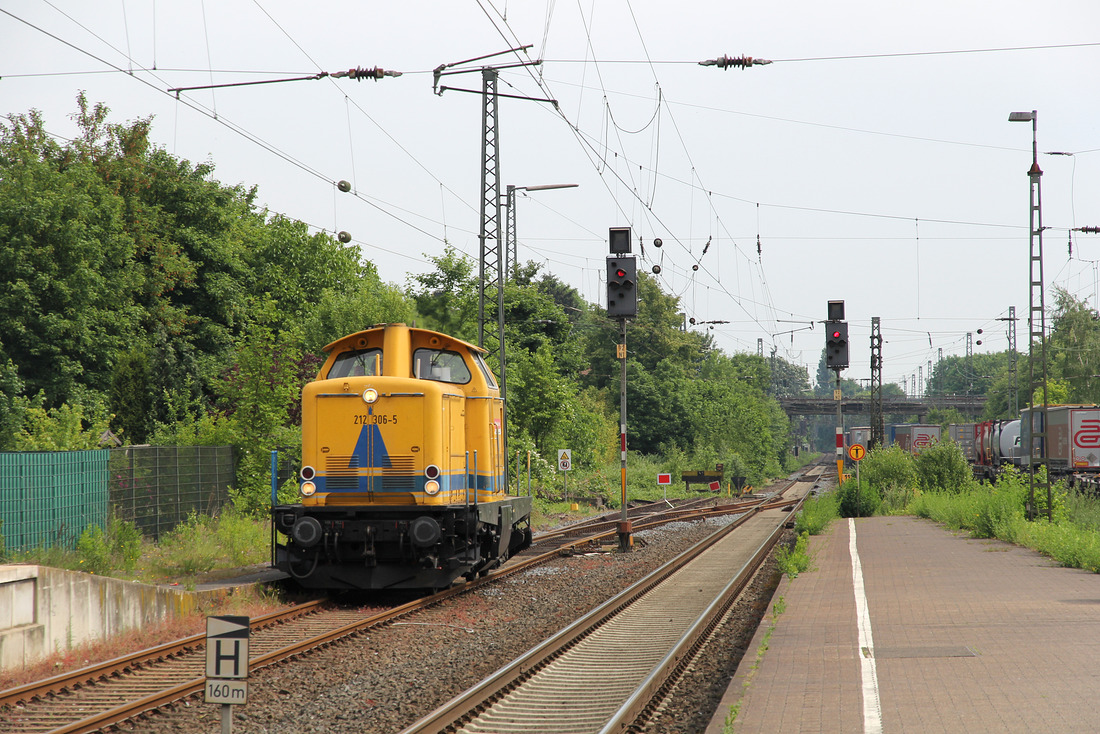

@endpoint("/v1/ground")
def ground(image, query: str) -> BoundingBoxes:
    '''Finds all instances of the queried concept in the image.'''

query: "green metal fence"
[0,446,235,553]
[0,450,110,552]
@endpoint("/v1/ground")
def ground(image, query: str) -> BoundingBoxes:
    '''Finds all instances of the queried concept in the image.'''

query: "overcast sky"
[3,1,1098,393]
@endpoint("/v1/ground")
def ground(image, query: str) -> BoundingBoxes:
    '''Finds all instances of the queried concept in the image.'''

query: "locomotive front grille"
[383,455,416,491]
[326,455,360,490]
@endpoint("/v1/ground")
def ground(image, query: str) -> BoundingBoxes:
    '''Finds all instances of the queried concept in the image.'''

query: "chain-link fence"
[109,446,235,541]
[0,446,236,553]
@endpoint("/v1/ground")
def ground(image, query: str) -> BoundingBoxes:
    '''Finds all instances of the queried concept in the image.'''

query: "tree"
[110,349,153,443]
[0,104,144,404]
[218,298,304,513]
[407,246,478,341]
[1047,288,1100,404]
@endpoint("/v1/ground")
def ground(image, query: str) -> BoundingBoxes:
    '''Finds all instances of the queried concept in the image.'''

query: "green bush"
[837,478,881,518]
[913,440,973,493]
[860,445,916,495]
[149,509,269,579]
[76,525,113,575]
[111,517,143,572]
[74,516,143,575]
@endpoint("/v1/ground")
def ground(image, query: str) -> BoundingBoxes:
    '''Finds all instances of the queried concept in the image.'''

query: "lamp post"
[1009,109,1050,521]
[504,184,578,278]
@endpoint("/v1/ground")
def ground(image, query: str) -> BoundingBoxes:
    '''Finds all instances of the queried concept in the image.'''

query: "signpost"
[558,449,573,509]
[848,443,866,491]
[657,472,673,507]
[206,615,249,734]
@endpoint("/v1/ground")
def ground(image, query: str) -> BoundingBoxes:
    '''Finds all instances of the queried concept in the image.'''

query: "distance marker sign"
[205,615,249,679]
[205,615,250,706]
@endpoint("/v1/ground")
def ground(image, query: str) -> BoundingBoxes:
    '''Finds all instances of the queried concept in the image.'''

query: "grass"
[795,491,839,536]
[4,508,272,586]
[860,468,1100,575]
[775,532,813,578]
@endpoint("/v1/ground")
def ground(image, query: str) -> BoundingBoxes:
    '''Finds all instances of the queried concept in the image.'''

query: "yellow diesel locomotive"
[273,323,533,590]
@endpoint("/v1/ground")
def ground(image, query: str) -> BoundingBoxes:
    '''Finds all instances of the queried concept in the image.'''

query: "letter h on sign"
[206,615,250,679]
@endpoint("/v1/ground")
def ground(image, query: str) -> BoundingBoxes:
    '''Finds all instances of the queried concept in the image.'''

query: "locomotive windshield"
[413,348,472,384]
[328,348,383,378]
[473,352,497,389]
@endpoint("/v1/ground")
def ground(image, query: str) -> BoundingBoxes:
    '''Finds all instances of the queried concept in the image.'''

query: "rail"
[399,473,814,733]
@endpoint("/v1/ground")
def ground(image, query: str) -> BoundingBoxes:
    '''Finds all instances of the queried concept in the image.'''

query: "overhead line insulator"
[699,55,773,70]
[332,67,403,81]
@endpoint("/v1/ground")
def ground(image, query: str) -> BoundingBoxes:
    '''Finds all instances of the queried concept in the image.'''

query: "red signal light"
[616,268,627,278]
[832,330,841,338]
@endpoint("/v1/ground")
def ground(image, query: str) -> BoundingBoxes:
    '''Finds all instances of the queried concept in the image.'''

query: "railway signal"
[826,300,847,483]
[826,321,849,369]
[607,227,636,552]
[607,256,638,317]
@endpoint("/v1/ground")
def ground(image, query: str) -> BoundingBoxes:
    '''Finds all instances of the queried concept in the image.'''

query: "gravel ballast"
[133,512,791,734]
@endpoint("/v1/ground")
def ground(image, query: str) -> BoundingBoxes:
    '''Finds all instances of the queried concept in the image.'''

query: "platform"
[709,515,1100,733]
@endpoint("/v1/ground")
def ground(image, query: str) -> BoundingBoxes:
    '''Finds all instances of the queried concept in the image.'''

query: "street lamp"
[504,183,578,278]
[1009,109,1050,520]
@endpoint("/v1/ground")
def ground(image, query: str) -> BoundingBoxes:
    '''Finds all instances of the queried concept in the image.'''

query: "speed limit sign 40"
[557,449,572,471]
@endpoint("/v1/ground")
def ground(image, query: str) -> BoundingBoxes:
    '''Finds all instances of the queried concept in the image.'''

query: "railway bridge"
[778,394,987,417]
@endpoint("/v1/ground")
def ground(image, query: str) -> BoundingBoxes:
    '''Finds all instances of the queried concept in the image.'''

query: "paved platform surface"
[708,515,1100,733]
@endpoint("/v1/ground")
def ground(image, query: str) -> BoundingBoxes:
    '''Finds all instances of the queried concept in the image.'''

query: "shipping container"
[893,424,941,455]
[1021,405,1100,472]
[948,423,978,462]
[848,426,870,449]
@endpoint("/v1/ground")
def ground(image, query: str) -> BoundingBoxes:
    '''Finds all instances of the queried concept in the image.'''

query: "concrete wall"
[0,564,212,671]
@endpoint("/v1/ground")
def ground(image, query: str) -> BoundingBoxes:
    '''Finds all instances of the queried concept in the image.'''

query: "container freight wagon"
[1021,405,1100,475]
[894,424,941,455]
[948,423,978,462]
[848,427,870,449]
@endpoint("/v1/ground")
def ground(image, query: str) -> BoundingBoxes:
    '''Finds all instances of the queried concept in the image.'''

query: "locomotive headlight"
[424,479,441,496]
[300,481,317,497]
[362,387,379,404]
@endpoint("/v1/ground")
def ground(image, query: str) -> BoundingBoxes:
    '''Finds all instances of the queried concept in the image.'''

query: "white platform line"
[849,518,883,734]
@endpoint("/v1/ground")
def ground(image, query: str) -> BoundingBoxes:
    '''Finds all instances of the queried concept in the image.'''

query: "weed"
[722,702,741,733]
[776,532,813,578]
[903,471,1100,574]
[795,491,838,535]
[76,525,112,575]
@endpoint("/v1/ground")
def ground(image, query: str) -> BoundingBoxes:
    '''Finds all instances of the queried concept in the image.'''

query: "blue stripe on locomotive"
[310,421,507,495]
[311,473,505,495]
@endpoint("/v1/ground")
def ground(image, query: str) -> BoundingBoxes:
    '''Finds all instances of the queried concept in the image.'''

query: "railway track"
[401,470,819,734]
[0,463,823,733]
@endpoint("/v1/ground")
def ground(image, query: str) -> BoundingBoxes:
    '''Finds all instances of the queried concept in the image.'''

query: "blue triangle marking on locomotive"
[352,423,391,468]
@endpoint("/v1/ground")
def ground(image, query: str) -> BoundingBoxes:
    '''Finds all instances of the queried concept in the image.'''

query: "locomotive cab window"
[473,352,498,389]
[413,348,472,384]
[328,348,383,379]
